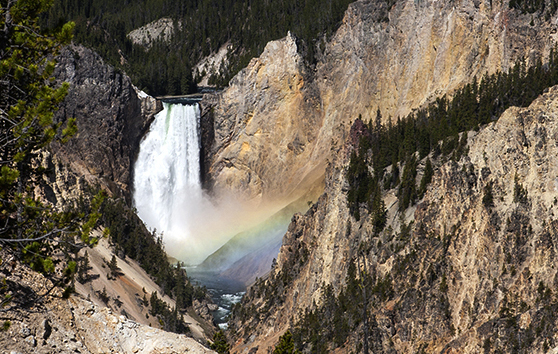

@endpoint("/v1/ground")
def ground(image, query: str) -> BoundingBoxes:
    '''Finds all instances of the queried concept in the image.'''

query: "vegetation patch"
[42,0,358,95]
[346,52,558,214]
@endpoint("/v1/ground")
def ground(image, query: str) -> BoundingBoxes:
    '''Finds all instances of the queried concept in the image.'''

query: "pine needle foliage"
[346,51,558,214]
[0,0,102,310]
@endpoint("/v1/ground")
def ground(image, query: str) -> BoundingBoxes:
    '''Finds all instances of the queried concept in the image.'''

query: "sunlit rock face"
[204,0,556,212]
[127,17,177,49]
[205,0,558,352]
[206,32,325,208]
[229,84,558,354]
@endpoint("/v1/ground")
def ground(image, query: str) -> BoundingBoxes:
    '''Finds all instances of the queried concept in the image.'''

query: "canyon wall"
[229,80,558,354]
[34,0,558,351]
[204,0,557,208]
[52,44,161,203]
[23,47,217,351]
[215,0,558,352]
[204,32,324,206]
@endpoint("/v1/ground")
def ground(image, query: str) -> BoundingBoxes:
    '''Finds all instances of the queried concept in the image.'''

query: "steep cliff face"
[317,0,552,121]
[227,120,364,352]
[206,32,324,206]
[205,0,557,208]
[229,85,558,353]
[52,45,160,202]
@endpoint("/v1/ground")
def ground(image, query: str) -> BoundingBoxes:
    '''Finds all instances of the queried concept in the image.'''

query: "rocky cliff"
[32,0,558,352]
[205,32,324,206]
[0,248,215,354]
[9,43,221,353]
[203,0,557,210]
[197,1,558,348]
[228,84,558,353]
[52,44,161,203]
[127,18,177,50]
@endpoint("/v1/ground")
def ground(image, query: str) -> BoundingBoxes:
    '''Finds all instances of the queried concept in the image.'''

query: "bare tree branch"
[0,228,67,243]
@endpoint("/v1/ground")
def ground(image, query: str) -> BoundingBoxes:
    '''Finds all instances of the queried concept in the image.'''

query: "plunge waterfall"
[133,101,309,271]
[133,101,312,326]
[133,102,208,264]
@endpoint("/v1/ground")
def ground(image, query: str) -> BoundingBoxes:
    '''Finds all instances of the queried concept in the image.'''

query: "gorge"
[5,0,558,353]
[131,99,306,275]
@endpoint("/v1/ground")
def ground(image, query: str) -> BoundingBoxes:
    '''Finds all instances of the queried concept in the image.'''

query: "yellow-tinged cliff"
[204,0,556,211]
[228,79,558,354]
[202,0,558,352]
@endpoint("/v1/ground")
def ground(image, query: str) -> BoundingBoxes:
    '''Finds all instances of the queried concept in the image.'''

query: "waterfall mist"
[133,103,255,265]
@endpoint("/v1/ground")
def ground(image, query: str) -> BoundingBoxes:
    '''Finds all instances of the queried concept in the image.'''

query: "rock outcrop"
[0,248,215,354]
[229,84,558,353]
[203,0,557,210]
[194,43,233,87]
[52,44,161,202]
[205,31,324,206]
[127,18,178,49]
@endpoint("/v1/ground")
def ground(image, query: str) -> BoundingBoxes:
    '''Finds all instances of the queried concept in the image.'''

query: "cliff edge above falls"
[205,31,324,207]
[229,84,558,353]
[204,0,557,210]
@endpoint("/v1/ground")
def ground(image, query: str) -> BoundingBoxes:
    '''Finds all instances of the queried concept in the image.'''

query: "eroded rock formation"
[205,32,324,206]
[127,18,178,49]
[52,44,161,202]
[229,84,558,353]
[0,248,215,354]
[204,0,557,210]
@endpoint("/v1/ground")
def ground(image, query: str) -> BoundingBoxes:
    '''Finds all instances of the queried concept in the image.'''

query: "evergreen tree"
[78,251,90,283]
[210,330,230,354]
[482,181,495,208]
[0,0,102,310]
[398,154,418,211]
[108,254,119,279]
[418,158,433,198]
[99,286,109,304]
[273,330,299,354]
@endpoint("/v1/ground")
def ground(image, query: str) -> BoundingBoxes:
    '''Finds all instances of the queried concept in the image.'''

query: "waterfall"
[133,102,205,262]
[133,102,291,266]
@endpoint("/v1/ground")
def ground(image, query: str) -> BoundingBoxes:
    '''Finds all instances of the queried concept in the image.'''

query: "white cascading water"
[133,102,283,266]
[133,102,206,263]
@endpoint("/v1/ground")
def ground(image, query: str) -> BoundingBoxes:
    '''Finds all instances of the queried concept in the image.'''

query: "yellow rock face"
[209,32,325,209]
[207,0,557,212]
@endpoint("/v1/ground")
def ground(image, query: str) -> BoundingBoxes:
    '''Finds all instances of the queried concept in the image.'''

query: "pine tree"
[418,158,433,198]
[78,251,90,283]
[99,286,109,304]
[210,330,230,354]
[398,154,418,211]
[0,0,103,310]
[273,330,299,354]
[482,181,495,208]
[108,254,119,279]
